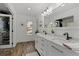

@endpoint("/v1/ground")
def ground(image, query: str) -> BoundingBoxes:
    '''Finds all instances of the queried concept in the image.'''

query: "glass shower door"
[0,14,12,48]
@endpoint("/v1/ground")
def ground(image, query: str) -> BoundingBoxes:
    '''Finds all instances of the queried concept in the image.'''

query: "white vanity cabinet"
[46,40,78,56]
[40,38,65,56]
[46,42,64,56]
[35,36,47,56]
[35,36,64,56]
[35,35,79,56]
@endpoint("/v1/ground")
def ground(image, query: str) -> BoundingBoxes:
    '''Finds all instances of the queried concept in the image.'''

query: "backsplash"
[66,27,79,39]
[38,20,79,40]
[53,27,79,39]
[53,27,67,36]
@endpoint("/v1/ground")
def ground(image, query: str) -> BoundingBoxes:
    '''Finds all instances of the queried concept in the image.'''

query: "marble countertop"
[37,33,79,54]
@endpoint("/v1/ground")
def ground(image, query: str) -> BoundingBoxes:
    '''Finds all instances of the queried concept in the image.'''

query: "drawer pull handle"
[51,45,63,53]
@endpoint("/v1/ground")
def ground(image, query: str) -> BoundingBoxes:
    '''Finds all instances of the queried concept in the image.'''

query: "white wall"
[37,15,44,33]
[50,6,79,39]
[13,14,37,47]
[8,4,38,47]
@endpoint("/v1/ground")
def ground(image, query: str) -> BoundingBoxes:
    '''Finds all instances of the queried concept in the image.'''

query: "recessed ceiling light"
[28,8,31,10]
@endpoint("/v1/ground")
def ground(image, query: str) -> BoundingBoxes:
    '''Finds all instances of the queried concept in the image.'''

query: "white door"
[0,14,13,48]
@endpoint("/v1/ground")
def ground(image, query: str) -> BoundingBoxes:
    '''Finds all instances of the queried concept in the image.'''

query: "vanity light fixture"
[41,3,64,16]
[41,7,53,16]
[55,3,64,8]
[45,7,52,15]
[44,12,47,16]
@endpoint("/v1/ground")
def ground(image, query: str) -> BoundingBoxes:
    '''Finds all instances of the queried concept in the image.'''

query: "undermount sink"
[62,39,79,51]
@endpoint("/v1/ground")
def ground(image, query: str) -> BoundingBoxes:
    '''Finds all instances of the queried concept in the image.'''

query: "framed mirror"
[55,16,74,27]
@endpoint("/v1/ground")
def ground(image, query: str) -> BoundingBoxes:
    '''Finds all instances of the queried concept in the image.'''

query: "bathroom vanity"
[35,33,79,56]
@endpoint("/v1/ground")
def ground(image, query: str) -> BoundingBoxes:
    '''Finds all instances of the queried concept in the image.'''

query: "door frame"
[0,14,13,49]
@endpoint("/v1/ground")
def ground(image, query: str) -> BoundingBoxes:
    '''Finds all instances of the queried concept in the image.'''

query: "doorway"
[0,14,12,48]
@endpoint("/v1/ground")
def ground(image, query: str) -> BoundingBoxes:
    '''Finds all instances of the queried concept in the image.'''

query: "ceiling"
[0,3,11,14]
[10,3,79,16]
[51,3,79,15]
[0,3,79,16]
[10,3,57,16]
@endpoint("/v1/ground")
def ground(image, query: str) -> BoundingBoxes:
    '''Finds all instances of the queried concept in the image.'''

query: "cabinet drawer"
[40,46,49,56]
[35,36,79,56]
[38,39,65,55]
[50,45,65,55]
[40,39,49,48]
[43,40,66,55]
[47,40,74,55]
[40,39,50,56]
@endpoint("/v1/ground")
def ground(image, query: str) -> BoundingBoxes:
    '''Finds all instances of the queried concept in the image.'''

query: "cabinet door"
[49,44,64,56]
[45,39,65,56]
[35,38,41,52]
[35,36,44,55]
[35,36,79,56]
[35,40,39,50]
[35,36,40,49]
[39,38,63,56]
[36,37,65,56]
[47,40,79,56]
[40,38,49,56]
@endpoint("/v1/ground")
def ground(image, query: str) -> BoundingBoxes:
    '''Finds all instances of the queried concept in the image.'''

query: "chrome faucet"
[63,32,72,40]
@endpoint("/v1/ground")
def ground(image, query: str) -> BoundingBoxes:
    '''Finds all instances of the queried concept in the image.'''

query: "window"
[26,21,33,35]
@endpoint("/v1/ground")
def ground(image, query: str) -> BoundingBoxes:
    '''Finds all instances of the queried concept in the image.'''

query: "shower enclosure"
[0,14,12,48]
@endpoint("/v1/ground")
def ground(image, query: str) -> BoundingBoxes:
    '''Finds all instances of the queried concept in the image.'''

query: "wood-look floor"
[0,41,36,56]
